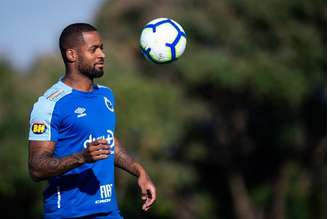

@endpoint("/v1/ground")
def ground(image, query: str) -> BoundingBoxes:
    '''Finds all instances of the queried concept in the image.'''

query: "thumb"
[140,186,147,200]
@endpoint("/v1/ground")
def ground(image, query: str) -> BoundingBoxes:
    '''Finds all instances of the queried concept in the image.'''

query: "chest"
[59,95,116,135]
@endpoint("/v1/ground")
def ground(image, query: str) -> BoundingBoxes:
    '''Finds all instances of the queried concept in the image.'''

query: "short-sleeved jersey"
[29,79,122,219]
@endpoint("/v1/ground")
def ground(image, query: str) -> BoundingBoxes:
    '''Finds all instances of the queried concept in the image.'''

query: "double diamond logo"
[74,107,87,118]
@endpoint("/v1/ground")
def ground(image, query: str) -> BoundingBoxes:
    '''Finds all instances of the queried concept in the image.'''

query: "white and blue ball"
[140,18,187,64]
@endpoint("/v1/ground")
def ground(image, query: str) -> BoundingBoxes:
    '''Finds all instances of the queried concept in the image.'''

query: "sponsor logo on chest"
[83,129,115,153]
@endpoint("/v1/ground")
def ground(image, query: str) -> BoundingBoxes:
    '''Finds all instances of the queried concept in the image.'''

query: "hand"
[138,173,156,211]
[82,139,111,163]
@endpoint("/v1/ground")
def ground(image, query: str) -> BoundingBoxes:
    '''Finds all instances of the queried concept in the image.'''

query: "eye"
[89,46,97,53]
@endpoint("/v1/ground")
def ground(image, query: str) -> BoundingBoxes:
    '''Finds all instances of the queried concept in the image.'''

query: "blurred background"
[0,0,326,218]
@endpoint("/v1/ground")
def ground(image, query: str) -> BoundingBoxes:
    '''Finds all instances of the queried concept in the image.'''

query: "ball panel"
[175,36,187,58]
[155,23,178,44]
[150,44,171,62]
[170,19,186,34]
[140,28,154,49]
[140,18,187,64]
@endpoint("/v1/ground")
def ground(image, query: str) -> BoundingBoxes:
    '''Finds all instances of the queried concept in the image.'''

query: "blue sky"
[0,0,104,71]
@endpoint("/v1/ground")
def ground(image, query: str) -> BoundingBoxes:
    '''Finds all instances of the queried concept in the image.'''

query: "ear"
[65,49,77,62]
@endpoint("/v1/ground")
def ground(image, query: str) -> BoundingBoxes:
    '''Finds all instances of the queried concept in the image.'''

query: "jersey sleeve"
[28,96,60,141]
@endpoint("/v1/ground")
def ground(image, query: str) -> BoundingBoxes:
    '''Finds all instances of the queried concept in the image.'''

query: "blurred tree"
[94,0,326,219]
[0,60,45,218]
[0,0,325,218]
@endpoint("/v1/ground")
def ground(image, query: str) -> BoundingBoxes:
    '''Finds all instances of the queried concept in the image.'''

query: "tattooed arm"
[114,138,157,211]
[28,139,110,182]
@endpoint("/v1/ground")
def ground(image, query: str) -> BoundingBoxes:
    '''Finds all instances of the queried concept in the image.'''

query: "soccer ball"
[140,18,187,64]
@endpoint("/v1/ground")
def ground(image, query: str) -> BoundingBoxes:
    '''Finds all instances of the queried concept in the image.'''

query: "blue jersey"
[29,79,122,219]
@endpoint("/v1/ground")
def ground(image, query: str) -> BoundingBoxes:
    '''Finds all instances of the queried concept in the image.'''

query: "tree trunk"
[270,163,290,219]
[228,172,256,219]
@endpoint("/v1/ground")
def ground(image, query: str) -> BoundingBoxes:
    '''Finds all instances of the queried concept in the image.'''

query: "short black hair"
[59,23,97,62]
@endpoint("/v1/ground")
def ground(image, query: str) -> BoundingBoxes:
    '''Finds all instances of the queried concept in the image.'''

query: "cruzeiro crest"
[104,96,114,112]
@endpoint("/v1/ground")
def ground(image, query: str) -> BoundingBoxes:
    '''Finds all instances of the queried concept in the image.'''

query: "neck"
[63,70,94,92]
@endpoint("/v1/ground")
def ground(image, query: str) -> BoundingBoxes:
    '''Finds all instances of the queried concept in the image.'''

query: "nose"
[98,48,106,59]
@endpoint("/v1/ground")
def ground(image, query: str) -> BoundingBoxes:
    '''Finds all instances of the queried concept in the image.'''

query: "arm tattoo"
[114,143,140,177]
[29,150,84,181]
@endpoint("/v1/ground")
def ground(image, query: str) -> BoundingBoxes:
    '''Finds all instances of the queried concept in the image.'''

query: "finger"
[143,188,156,210]
[140,188,148,210]
[142,201,148,211]
[87,138,108,147]
[149,186,157,204]
[96,144,110,151]
[143,199,151,211]
[87,139,101,147]
[88,144,110,152]
[91,149,110,156]
[142,201,152,211]
[92,154,109,160]
[141,193,147,200]
[97,139,108,144]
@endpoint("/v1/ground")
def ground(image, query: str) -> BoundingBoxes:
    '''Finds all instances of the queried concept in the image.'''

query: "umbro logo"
[74,107,87,118]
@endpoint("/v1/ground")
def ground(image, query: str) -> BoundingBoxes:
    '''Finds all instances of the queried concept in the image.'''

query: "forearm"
[114,141,146,177]
[29,152,84,181]
[114,139,156,211]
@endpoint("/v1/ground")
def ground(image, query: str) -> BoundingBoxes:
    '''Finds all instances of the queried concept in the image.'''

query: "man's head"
[59,23,106,79]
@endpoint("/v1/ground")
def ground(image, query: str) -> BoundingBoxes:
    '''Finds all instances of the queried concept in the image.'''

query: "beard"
[77,57,104,79]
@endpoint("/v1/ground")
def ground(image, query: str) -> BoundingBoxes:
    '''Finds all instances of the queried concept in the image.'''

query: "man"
[28,23,156,219]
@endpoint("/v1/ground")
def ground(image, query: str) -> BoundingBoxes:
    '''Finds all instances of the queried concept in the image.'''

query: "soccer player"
[28,23,156,219]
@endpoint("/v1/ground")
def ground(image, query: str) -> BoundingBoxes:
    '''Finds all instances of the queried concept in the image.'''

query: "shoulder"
[97,84,115,98]
[43,81,73,102]
[96,84,116,109]
[31,81,73,114]
[97,84,113,93]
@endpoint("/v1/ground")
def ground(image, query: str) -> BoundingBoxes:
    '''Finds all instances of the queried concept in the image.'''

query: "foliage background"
[0,0,326,218]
